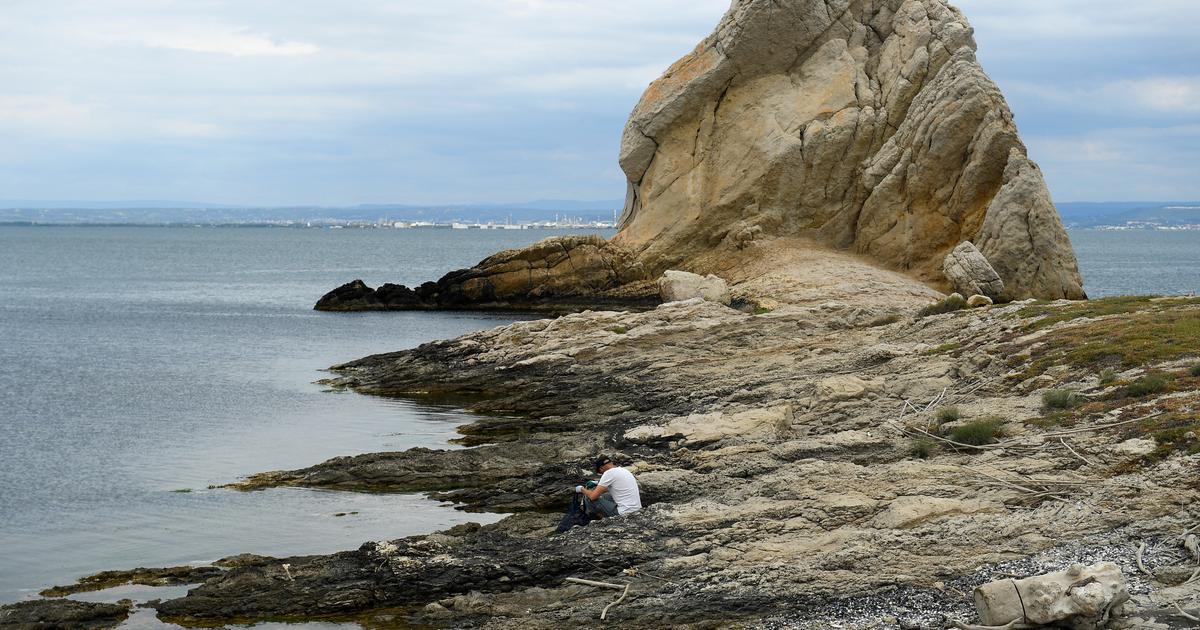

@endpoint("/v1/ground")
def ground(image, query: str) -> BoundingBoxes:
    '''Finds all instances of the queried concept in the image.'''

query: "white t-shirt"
[598,466,642,515]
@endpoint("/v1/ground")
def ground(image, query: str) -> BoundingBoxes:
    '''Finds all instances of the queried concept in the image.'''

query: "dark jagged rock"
[228,445,587,513]
[39,566,224,597]
[313,235,657,313]
[313,279,425,311]
[0,599,130,630]
[153,516,716,625]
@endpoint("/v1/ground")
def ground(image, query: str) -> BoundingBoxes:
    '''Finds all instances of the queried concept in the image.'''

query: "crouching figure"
[556,455,642,533]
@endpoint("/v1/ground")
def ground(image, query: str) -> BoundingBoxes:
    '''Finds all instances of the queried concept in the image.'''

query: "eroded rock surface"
[157,293,1200,628]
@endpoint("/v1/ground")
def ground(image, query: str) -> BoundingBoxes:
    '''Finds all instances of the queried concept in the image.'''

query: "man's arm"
[580,484,607,501]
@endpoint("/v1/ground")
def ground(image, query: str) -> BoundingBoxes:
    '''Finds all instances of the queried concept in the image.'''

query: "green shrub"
[909,437,937,459]
[918,294,968,318]
[1098,368,1118,386]
[1042,389,1080,410]
[1123,374,1168,398]
[1190,363,1200,377]
[608,325,628,334]
[935,406,962,424]
[948,417,1006,446]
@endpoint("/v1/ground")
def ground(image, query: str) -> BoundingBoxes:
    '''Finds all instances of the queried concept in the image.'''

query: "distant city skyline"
[2,0,1197,206]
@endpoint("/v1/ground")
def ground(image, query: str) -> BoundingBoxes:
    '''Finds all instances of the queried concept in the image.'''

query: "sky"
[1,0,1196,206]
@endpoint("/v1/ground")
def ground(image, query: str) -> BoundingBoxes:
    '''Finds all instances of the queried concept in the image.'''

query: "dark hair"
[593,455,613,472]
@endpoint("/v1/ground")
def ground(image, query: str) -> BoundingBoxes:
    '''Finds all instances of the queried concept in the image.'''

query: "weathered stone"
[1113,438,1156,456]
[943,241,1005,300]
[973,562,1129,628]
[967,294,993,308]
[658,270,731,305]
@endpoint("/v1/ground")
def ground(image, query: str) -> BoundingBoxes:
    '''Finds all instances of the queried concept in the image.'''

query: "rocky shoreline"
[13,275,1195,629]
[5,0,1195,626]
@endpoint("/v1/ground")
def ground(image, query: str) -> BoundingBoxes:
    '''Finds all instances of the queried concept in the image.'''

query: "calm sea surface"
[0,226,1195,612]
[0,226,610,606]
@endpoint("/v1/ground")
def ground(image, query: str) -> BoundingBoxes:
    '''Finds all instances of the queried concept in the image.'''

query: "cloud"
[1028,125,1200,200]
[0,0,1196,205]
[140,29,319,57]
[1121,77,1200,114]
[0,95,93,133]
[1006,76,1200,117]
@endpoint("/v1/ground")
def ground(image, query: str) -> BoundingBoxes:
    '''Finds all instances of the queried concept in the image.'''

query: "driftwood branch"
[565,577,631,621]
[601,584,630,620]
[951,620,1035,630]
[1172,601,1200,622]
[1059,438,1094,467]
[1136,542,1153,578]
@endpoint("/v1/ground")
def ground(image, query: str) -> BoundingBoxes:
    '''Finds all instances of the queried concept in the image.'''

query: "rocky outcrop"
[316,0,1085,312]
[943,241,1004,300]
[314,235,656,312]
[615,0,1084,301]
[0,599,130,630]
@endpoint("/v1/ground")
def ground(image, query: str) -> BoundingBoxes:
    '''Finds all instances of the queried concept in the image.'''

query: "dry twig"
[1136,542,1153,578]
[1172,601,1200,622]
[565,577,631,621]
[1059,438,1094,467]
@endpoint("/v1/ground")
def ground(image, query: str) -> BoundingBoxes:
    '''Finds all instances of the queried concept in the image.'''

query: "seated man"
[557,455,643,533]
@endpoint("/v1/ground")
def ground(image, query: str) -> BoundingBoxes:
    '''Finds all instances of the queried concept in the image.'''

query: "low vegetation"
[1042,389,1081,410]
[917,294,968,318]
[909,436,937,459]
[1099,368,1118,386]
[925,342,962,355]
[935,406,962,424]
[948,417,1006,446]
[1190,363,1200,377]
[608,325,628,334]
[1122,373,1169,398]
[1015,295,1200,331]
[1011,306,1200,379]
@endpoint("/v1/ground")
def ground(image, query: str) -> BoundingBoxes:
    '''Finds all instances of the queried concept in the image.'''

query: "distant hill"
[0,199,624,225]
[1056,202,1200,227]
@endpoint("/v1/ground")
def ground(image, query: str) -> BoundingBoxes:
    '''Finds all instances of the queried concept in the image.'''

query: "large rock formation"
[317,0,1085,312]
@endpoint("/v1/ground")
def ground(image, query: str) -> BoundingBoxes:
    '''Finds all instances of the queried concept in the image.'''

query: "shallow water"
[0,226,611,604]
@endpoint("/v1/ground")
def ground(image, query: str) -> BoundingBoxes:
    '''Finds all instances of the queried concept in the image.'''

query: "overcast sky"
[1,0,1196,206]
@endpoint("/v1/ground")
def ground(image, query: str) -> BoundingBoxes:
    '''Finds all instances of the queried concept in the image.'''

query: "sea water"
[0,225,1195,608]
[0,225,607,603]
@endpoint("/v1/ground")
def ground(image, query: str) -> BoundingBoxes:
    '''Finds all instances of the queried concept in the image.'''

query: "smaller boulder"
[973,562,1128,628]
[658,270,731,305]
[967,294,993,308]
[943,241,1005,301]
